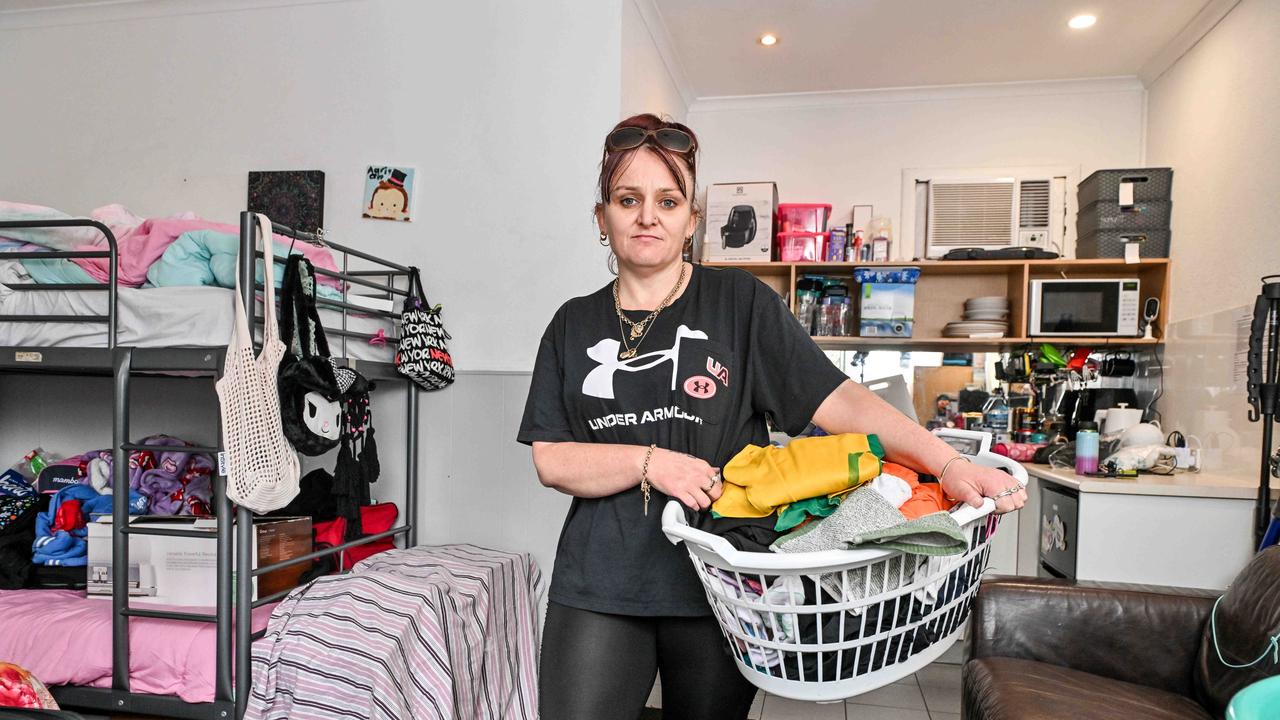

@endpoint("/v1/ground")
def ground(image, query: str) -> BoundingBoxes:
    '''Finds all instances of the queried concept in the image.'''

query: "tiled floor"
[647,639,965,720]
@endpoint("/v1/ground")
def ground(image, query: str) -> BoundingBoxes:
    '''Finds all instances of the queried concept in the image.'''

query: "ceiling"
[651,0,1216,98]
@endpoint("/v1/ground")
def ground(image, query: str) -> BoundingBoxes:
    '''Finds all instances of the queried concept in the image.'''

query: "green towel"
[774,495,842,532]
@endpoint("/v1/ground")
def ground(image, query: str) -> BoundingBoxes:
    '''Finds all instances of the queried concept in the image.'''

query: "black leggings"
[539,602,757,720]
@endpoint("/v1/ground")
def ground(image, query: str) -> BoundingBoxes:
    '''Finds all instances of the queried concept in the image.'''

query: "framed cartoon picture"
[362,165,415,222]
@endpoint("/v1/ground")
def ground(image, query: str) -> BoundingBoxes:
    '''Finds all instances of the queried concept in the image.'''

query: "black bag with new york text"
[395,267,454,390]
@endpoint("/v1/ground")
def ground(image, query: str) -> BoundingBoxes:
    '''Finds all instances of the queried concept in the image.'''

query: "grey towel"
[772,486,967,556]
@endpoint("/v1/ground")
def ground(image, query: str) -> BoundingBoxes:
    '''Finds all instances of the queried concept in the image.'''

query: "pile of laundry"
[697,433,978,680]
[0,435,214,575]
[703,433,961,554]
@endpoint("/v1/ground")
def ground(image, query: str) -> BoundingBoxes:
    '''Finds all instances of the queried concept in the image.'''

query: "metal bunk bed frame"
[0,210,421,719]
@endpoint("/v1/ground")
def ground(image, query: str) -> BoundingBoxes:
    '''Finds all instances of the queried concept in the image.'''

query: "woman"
[518,114,1027,720]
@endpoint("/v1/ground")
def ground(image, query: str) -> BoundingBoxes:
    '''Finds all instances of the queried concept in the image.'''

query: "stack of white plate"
[943,296,1010,337]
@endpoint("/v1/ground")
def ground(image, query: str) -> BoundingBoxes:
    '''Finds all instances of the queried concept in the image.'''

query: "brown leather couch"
[962,546,1280,720]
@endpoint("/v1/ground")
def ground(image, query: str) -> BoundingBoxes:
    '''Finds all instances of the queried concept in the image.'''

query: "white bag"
[216,213,301,513]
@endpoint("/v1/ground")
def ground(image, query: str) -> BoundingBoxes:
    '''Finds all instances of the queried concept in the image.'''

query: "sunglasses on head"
[605,126,695,154]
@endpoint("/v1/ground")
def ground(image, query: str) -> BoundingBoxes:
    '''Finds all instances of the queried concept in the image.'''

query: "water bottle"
[983,391,1010,437]
[1075,421,1099,475]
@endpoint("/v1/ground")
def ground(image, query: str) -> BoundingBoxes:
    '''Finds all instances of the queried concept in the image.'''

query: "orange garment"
[882,462,951,519]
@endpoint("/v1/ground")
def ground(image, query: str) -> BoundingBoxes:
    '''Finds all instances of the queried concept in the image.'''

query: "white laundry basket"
[661,430,1025,702]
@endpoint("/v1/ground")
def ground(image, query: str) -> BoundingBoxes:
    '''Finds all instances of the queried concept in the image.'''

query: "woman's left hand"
[939,460,1027,514]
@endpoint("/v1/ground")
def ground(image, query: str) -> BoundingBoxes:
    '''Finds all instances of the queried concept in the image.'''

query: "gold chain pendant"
[629,323,645,339]
[619,348,637,359]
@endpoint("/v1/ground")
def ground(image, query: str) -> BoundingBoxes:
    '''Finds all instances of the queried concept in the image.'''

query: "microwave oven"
[1029,278,1141,336]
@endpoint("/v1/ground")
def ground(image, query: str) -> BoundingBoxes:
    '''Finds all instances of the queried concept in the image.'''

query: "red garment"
[52,499,85,532]
[314,503,398,570]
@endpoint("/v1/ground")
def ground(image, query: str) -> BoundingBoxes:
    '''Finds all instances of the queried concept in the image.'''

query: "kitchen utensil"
[1099,402,1144,435]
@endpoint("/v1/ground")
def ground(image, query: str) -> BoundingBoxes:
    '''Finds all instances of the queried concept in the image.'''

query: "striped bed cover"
[245,544,543,720]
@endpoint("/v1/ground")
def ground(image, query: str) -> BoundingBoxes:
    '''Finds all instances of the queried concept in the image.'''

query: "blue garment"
[147,230,343,300]
[0,468,35,498]
[31,484,148,566]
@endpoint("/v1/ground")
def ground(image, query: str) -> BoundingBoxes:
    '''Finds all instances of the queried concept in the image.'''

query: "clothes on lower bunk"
[31,485,147,566]
[37,435,214,517]
[0,496,39,589]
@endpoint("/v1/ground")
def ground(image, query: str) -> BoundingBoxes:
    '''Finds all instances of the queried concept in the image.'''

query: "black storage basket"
[1077,199,1172,237]
[1076,229,1171,259]
[1078,168,1173,208]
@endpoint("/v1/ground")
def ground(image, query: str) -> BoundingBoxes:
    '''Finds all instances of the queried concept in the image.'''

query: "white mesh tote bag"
[216,213,301,513]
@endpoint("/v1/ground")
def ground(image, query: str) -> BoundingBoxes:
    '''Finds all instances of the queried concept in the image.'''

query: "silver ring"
[993,484,1023,500]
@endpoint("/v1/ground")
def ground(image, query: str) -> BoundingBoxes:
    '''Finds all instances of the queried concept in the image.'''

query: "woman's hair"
[596,114,699,214]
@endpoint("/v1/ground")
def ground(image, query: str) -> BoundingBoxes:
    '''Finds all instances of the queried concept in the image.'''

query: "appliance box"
[87,516,311,607]
[1029,278,1141,337]
[702,182,778,263]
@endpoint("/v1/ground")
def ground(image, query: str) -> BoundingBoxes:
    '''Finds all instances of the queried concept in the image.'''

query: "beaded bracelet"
[641,444,656,516]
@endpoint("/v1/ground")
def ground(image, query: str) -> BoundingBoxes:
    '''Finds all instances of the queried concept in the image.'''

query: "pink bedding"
[0,590,274,703]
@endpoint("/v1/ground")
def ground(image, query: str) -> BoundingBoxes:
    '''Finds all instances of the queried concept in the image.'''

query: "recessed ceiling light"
[1068,14,1097,29]
[758,33,778,47]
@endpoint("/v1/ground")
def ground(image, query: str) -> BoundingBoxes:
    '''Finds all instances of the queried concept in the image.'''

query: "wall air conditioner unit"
[912,174,1070,259]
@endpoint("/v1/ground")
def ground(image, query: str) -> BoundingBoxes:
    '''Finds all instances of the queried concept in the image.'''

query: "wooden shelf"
[703,257,1172,350]
[811,335,1162,352]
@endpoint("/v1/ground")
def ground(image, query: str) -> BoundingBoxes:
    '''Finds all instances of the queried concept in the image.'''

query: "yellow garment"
[712,433,885,518]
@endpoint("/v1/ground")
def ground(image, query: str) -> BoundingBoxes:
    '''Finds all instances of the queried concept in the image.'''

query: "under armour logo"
[684,376,716,399]
[583,325,709,399]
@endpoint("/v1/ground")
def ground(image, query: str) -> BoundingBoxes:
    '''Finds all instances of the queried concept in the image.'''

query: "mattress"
[0,262,394,363]
[0,589,274,704]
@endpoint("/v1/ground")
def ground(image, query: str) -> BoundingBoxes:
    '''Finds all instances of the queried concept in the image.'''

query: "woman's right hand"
[646,448,722,511]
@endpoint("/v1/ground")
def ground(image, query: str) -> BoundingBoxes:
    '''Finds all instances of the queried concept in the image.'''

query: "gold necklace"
[614,263,687,359]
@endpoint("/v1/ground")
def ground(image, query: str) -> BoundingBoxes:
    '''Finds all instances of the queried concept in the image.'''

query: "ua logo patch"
[683,376,716,399]
[706,357,729,387]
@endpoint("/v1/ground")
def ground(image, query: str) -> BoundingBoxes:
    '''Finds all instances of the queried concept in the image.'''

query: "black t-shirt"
[517,265,848,616]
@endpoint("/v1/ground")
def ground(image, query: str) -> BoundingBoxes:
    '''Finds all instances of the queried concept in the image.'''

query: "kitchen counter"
[1014,463,1268,590]
[1022,463,1276,500]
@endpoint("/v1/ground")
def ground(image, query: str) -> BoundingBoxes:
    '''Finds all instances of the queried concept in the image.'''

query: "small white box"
[87,516,311,607]
[702,182,778,263]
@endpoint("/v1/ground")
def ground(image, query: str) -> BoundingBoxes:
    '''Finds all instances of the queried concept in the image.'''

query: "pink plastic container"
[778,231,825,262]
[778,203,832,233]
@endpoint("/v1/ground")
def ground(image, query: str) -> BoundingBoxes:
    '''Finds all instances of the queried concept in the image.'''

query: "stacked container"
[777,203,832,262]
[1076,168,1173,258]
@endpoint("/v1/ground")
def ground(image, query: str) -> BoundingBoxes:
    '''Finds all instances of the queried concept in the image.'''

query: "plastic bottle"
[1075,421,1100,475]
[983,390,1010,437]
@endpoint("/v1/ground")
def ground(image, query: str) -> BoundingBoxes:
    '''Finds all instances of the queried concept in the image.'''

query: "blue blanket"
[147,229,343,299]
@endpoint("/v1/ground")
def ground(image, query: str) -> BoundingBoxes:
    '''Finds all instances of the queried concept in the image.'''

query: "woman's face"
[597,149,697,272]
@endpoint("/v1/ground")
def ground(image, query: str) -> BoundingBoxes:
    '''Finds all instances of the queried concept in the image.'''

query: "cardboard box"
[87,516,311,607]
[702,182,778,263]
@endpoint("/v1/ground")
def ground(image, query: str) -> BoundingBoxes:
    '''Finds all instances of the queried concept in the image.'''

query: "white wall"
[687,80,1145,251]
[0,0,622,587]
[621,0,687,121]
[1145,0,1280,480]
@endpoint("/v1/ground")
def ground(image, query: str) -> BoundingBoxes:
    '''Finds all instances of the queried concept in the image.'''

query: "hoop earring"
[607,250,618,275]
[598,232,609,247]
